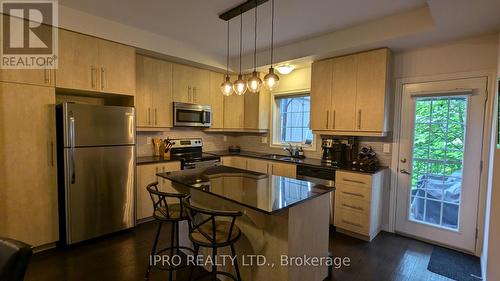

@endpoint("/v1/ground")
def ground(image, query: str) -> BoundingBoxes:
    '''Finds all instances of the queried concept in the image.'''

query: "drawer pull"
[342,203,363,211]
[342,178,366,185]
[342,191,364,198]
[341,220,363,228]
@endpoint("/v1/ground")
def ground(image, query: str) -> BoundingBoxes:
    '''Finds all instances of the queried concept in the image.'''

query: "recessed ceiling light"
[276,65,295,75]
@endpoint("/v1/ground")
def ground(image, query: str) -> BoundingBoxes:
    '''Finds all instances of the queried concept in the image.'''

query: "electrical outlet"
[223,136,227,142]
[261,137,267,144]
[383,143,391,153]
[146,137,152,145]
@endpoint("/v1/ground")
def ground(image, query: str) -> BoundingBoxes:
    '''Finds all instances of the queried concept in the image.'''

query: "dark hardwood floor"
[25,222,453,281]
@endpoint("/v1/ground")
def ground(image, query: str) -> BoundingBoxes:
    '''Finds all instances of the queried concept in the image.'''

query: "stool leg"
[212,247,217,281]
[145,221,163,279]
[169,222,176,281]
[230,244,241,281]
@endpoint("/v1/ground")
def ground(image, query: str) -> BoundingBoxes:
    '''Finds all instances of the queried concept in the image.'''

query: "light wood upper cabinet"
[310,48,391,136]
[355,49,390,132]
[57,29,99,92]
[0,69,54,87]
[57,29,135,96]
[310,59,333,131]
[331,55,357,131]
[209,72,225,129]
[172,64,210,104]
[0,82,58,247]
[136,55,173,129]
[97,39,136,96]
[244,82,270,130]
[223,94,245,129]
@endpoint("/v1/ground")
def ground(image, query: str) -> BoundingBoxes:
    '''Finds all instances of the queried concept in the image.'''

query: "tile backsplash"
[137,129,393,167]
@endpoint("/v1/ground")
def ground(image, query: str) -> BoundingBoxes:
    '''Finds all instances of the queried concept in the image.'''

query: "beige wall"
[484,32,500,281]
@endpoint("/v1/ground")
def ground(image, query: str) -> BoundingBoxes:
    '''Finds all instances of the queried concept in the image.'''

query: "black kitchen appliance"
[321,137,358,166]
[168,138,220,169]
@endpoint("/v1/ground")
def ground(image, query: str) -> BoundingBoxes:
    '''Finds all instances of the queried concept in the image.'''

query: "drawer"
[336,171,372,187]
[334,207,369,235]
[335,183,371,201]
[335,192,370,214]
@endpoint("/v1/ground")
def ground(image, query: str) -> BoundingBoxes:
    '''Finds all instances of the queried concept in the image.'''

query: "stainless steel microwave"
[173,102,211,127]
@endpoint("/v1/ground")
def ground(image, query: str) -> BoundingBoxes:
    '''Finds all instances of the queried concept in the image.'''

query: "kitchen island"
[157,166,333,281]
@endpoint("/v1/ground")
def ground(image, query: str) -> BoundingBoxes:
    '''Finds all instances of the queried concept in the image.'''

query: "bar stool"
[145,182,193,280]
[183,195,243,281]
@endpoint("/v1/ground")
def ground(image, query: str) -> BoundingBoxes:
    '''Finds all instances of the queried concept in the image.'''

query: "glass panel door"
[410,96,467,230]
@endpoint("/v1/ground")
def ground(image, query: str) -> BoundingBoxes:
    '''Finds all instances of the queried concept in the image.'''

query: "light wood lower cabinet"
[223,156,297,178]
[136,162,181,221]
[334,170,386,241]
[0,82,58,247]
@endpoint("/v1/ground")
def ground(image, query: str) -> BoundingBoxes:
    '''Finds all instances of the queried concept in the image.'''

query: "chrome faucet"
[284,144,298,157]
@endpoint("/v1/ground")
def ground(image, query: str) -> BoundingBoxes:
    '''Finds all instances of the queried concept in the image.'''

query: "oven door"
[174,102,211,127]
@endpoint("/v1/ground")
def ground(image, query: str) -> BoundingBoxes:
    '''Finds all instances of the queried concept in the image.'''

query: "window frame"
[270,89,316,151]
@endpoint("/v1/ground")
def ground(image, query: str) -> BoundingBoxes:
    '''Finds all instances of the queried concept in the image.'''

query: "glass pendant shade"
[264,67,280,91]
[233,74,247,95]
[220,75,234,96]
[247,71,262,93]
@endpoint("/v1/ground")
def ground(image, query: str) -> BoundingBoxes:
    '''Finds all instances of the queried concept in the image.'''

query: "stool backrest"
[0,237,32,281]
[183,195,242,245]
[146,182,186,219]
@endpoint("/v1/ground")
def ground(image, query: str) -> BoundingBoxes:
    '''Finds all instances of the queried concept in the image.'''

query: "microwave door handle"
[203,111,210,124]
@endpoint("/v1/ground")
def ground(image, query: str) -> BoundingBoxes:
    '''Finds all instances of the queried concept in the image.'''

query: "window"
[272,92,314,147]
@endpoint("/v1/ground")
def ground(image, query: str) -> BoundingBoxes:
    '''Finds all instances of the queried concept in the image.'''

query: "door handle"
[44,69,49,84]
[400,169,411,175]
[358,109,362,129]
[91,66,96,88]
[326,110,329,129]
[154,108,157,125]
[69,115,76,184]
[193,87,197,102]
[332,110,336,129]
[188,86,191,102]
[100,67,106,90]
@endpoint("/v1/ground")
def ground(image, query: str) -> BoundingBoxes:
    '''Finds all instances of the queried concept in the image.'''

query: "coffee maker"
[321,137,358,166]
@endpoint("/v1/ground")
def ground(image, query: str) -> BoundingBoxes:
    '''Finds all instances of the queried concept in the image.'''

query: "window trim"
[270,89,316,151]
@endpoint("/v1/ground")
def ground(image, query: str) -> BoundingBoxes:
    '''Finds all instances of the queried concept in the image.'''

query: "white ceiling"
[58,0,500,71]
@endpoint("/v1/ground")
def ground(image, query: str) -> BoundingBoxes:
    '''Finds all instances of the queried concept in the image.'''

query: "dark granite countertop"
[205,150,387,174]
[157,166,334,215]
[136,156,180,165]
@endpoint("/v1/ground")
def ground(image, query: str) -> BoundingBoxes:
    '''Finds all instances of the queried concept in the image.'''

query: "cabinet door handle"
[342,178,366,185]
[342,203,363,211]
[44,69,49,84]
[342,191,365,198]
[341,219,363,228]
[332,110,336,129]
[91,66,96,88]
[148,108,151,125]
[193,87,197,102]
[100,67,106,90]
[358,109,362,129]
[188,86,191,102]
[154,108,157,125]
[326,110,329,129]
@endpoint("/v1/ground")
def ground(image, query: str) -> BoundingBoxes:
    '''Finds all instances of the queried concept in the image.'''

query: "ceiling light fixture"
[233,11,247,96]
[247,1,262,94]
[220,20,234,96]
[276,64,295,75]
[264,0,279,91]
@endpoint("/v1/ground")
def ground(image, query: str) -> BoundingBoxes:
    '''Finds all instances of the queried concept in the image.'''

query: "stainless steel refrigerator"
[56,103,135,245]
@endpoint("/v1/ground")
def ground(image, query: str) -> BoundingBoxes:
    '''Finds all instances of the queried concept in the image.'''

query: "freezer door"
[62,103,135,147]
[64,146,135,244]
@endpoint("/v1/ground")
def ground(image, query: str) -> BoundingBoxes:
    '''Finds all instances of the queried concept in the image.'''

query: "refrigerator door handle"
[69,115,76,184]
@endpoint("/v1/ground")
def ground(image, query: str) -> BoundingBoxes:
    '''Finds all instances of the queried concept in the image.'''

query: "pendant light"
[220,20,234,96]
[233,12,247,96]
[264,0,279,91]
[247,1,262,93]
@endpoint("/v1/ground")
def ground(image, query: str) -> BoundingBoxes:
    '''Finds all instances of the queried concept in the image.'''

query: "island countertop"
[157,165,334,215]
